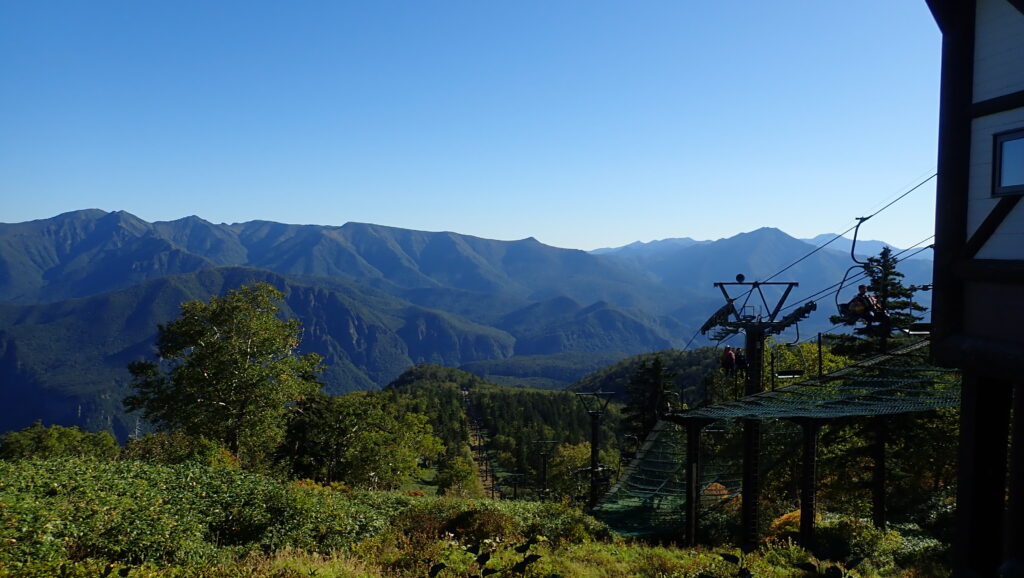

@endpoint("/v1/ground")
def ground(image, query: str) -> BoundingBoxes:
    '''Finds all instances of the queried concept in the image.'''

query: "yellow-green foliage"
[0,421,118,461]
[121,431,240,468]
[0,458,949,577]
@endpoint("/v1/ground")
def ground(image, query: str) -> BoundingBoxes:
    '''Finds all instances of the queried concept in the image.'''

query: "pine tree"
[829,247,928,357]
[624,355,676,439]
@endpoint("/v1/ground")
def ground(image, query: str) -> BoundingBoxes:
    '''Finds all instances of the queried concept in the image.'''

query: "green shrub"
[121,432,240,468]
[0,459,216,567]
[0,458,633,575]
[0,422,118,461]
[813,515,951,575]
[758,537,815,569]
[697,499,742,546]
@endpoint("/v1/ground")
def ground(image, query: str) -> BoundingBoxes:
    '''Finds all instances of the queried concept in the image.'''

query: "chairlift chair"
[833,218,896,326]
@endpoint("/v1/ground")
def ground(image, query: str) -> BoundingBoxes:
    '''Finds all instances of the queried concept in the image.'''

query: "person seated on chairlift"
[847,285,889,324]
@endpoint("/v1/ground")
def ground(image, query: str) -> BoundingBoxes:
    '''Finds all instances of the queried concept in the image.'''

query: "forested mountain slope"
[0,210,932,437]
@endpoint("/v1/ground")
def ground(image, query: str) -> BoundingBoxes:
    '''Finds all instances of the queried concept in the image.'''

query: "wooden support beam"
[1007,383,1024,566]
[741,325,766,550]
[798,419,819,549]
[741,418,761,551]
[954,374,1011,576]
[685,420,705,547]
[871,417,887,530]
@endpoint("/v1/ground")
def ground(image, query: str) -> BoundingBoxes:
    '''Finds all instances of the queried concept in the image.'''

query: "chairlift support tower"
[702,275,816,550]
[576,391,615,511]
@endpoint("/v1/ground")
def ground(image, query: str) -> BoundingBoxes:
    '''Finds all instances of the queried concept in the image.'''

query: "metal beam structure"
[699,278,815,550]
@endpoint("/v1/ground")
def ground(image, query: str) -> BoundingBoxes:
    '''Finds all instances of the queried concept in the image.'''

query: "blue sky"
[1,1,942,251]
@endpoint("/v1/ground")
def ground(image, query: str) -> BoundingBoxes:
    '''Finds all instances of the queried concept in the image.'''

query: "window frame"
[993,127,1024,196]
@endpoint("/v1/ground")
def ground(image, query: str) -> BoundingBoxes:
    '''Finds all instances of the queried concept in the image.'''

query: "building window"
[994,128,1024,196]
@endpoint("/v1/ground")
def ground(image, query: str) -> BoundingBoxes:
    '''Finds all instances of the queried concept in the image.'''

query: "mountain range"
[0,210,933,437]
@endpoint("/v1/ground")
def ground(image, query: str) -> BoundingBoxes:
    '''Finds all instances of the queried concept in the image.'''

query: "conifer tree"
[829,247,927,357]
[624,355,676,439]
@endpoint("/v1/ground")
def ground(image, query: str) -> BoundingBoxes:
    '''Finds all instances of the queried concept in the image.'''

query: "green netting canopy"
[593,339,960,538]
[668,340,959,422]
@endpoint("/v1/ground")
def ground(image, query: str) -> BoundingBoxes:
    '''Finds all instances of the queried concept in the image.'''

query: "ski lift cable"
[787,247,934,345]
[685,242,932,350]
[685,171,935,349]
[682,329,703,351]
[776,237,935,316]
[859,168,939,220]
[719,172,936,311]
[774,235,937,311]
[768,240,935,344]
[760,173,936,285]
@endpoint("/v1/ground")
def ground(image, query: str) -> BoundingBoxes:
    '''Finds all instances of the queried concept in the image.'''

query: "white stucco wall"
[965,0,1024,259]
[968,108,1024,258]
[973,0,1024,102]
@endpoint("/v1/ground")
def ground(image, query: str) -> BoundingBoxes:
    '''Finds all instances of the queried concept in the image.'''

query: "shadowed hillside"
[0,211,932,437]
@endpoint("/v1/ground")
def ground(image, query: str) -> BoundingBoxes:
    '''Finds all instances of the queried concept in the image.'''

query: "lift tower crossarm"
[713,281,798,323]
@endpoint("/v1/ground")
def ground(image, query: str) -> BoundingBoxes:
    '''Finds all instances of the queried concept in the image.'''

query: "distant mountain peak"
[46,208,110,222]
[800,234,933,261]
[735,227,787,239]
[590,236,707,256]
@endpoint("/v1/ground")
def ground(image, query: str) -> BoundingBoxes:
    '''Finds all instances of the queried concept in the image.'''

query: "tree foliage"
[435,443,485,497]
[545,441,619,505]
[762,338,851,387]
[471,385,621,480]
[829,247,928,357]
[0,421,118,461]
[124,282,324,468]
[387,364,478,451]
[570,348,719,402]
[281,391,443,489]
[121,431,240,468]
[624,355,676,438]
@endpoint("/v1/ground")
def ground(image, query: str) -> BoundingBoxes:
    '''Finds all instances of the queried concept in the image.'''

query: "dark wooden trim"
[953,258,1024,283]
[931,0,976,350]
[924,0,952,33]
[973,89,1024,118]
[954,374,1012,576]
[963,196,1022,257]
[934,334,1024,377]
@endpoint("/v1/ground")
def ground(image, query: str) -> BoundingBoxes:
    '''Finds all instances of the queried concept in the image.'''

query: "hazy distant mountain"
[0,211,934,437]
[800,234,934,261]
[591,228,932,299]
[590,237,710,257]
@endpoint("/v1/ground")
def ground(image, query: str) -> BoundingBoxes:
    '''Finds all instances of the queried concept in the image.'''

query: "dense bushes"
[0,421,118,461]
[0,458,954,576]
[121,431,240,467]
[0,458,608,572]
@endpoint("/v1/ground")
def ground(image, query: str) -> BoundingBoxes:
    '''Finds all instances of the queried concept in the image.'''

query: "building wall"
[967,0,1024,259]
[928,1,1024,572]
[973,0,1024,101]
[969,108,1024,258]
